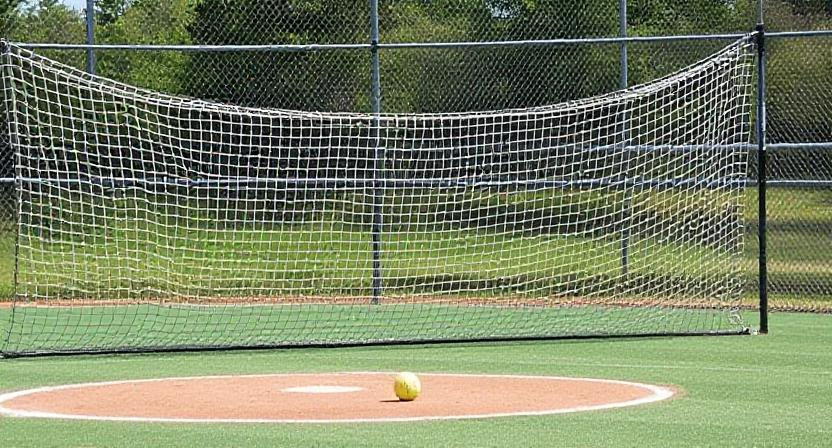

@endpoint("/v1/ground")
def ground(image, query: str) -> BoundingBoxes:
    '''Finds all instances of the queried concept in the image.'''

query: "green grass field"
[0,312,830,447]
[743,187,832,309]
[0,304,746,355]
[2,186,830,308]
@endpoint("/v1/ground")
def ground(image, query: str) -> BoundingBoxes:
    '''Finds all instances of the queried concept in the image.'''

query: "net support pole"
[755,21,769,334]
[619,0,631,277]
[85,0,96,75]
[370,0,384,304]
[1,41,22,352]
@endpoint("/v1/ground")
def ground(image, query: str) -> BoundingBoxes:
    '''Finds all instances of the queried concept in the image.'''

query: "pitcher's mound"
[0,372,675,423]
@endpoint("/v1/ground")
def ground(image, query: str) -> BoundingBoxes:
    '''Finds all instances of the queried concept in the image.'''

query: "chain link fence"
[1,0,831,311]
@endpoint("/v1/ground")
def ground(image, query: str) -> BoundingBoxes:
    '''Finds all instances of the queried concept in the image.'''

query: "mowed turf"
[2,186,831,309]
[0,312,829,447]
[15,183,736,300]
[16,224,729,298]
[0,304,745,355]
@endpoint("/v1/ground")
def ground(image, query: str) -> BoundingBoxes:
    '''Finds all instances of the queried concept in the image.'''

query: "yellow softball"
[393,372,421,401]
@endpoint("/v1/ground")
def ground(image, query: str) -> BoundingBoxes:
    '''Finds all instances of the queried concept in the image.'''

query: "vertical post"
[370,0,384,304]
[85,0,96,75]
[619,0,630,277]
[1,42,23,316]
[756,19,768,333]
[758,0,764,26]
[619,0,628,90]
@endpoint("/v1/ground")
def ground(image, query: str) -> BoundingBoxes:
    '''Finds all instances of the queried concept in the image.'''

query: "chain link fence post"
[85,0,96,75]
[756,0,769,333]
[370,0,384,304]
[620,0,631,278]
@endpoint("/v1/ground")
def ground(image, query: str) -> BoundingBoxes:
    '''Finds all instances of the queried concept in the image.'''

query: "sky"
[59,0,87,10]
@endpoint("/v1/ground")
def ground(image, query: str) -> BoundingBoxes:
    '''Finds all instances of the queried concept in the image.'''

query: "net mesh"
[1,37,755,355]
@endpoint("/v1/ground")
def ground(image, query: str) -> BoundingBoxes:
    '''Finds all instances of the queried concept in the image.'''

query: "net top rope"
[2,36,754,120]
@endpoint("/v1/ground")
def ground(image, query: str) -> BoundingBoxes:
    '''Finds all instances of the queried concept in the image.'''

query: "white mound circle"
[0,372,676,423]
[282,385,364,394]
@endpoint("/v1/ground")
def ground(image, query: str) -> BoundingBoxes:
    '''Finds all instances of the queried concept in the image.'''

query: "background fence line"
[1,0,830,312]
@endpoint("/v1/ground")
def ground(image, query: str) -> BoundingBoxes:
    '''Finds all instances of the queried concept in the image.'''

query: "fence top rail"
[10,42,373,52]
[377,33,750,49]
[768,30,832,39]
[10,31,831,53]
[11,32,753,52]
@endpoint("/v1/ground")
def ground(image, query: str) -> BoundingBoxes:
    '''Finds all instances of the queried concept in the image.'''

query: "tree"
[628,0,752,35]
[10,0,86,45]
[764,0,832,143]
[95,0,193,94]
[781,0,832,15]
[96,0,132,26]
[1,1,83,219]
[766,0,832,29]
[626,0,753,86]
[380,0,620,113]
[0,0,24,36]
[183,0,369,111]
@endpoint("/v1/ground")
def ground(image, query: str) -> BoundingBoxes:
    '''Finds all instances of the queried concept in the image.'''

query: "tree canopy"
[0,0,829,142]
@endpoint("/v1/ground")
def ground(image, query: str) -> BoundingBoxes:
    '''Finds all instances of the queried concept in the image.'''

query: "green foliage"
[767,0,832,29]
[628,0,753,35]
[187,0,366,45]
[779,0,832,16]
[626,0,753,87]
[762,1,832,142]
[2,0,828,132]
[767,37,832,142]
[623,1,832,144]
[95,0,193,93]
[381,0,620,112]
[95,0,131,26]
[1,0,85,74]
[9,0,85,44]
[0,0,21,15]
[183,0,370,110]
[0,0,23,35]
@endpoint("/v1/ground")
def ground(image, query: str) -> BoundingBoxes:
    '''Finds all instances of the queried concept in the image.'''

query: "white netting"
[1,37,755,355]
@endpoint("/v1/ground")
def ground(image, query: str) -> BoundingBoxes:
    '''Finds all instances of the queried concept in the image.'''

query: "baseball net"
[1,37,755,355]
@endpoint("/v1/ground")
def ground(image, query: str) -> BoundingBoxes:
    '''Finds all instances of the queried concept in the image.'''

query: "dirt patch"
[0,373,675,423]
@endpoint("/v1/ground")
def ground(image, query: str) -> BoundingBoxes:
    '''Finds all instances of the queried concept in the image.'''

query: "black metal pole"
[756,22,768,334]
[85,0,96,75]
[370,0,384,304]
